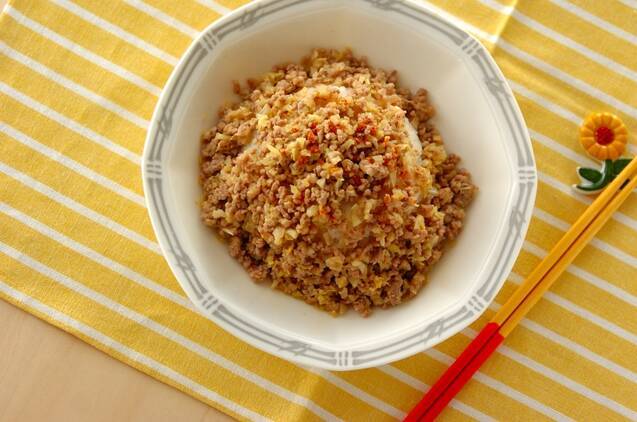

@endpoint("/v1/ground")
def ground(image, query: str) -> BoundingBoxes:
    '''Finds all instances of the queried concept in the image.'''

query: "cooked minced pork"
[200,48,476,316]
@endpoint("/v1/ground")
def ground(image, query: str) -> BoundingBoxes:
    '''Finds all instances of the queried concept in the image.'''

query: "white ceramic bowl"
[142,0,536,370]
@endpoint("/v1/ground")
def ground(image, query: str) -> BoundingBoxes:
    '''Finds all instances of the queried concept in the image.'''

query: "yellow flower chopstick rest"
[574,112,631,194]
[580,112,627,160]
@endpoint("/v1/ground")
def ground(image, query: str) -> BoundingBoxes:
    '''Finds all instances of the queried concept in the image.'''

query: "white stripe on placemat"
[421,1,498,43]
[508,80,581,123]
[523,240,637,308]
[537,172,637,232]
[489,298,637,382]
[378,365,496,422]
[549,0,637,46]
[122,0,199,38]
[0,162,159,253]
[509,272,637,345]
[309,369,405,420]
[0,82,141,165]
[617,0,637,11]
[0,123,145,206]
[532,208,637,269]
[500,307,637,385]
[194,0,231,15]
[508,271,637,347]
[0,203,186,306]
[423,348,572,421]
[529,129,596,168]
[0,42,150,129]
[4,6,162,96]
[51,0,179,66]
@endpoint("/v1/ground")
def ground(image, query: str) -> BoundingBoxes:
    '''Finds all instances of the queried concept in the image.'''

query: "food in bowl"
[199,48,476,316]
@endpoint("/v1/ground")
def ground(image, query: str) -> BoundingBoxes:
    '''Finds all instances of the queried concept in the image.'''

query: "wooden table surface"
[0,300,232,422]
[0,2,231,421]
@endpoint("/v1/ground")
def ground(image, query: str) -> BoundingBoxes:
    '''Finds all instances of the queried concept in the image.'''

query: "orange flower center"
[594,126,614,145]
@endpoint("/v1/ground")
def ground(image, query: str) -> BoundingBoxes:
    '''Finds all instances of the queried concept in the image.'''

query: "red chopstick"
[403,323,503,421]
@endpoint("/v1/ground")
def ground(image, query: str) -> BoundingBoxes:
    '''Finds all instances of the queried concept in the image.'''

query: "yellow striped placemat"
[1,0,636,420]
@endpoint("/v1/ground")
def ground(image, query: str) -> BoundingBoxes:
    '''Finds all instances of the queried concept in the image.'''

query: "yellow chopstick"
[493,156,637,326]
[500,159,637,335]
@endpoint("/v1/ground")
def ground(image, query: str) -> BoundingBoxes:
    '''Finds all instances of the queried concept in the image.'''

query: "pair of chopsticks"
[405,156,637,421]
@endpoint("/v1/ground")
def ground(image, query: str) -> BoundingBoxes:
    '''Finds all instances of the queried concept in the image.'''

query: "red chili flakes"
[354,122,368,142]
[373,200,386,215]
[306,130,319,154]
[383,149,399,168]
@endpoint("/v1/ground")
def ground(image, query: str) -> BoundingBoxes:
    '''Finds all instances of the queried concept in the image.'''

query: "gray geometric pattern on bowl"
[143,0,536,369]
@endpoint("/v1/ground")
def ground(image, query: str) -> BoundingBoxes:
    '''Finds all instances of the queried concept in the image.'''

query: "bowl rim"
[142,0,537,370]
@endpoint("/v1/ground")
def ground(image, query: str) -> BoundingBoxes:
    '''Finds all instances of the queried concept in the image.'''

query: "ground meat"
[199,48,476,316]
